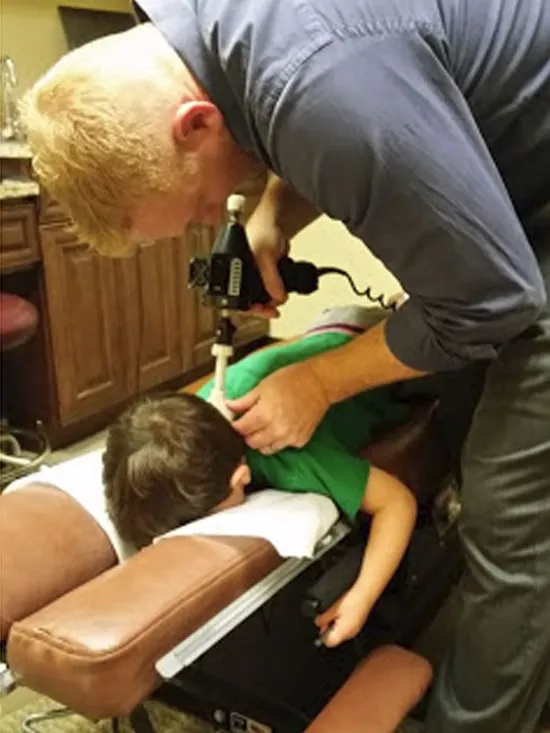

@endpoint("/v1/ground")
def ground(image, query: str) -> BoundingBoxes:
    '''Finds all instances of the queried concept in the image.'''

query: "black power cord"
[317,266,398,312]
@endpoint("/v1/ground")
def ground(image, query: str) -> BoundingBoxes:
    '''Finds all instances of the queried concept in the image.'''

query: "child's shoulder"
[196,360,261,402]
[197,331,353,402]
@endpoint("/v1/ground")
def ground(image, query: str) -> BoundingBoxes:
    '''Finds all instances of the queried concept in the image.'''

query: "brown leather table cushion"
[360,398,447,504]
[0,483,116,639]
[305,645,433,733]
[7,534,280,719]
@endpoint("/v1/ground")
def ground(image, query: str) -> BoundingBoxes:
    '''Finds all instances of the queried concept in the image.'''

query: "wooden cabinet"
[40,223,130,425]
[119,238,184,393]
[0,202,40,272]
[39,228,200,427]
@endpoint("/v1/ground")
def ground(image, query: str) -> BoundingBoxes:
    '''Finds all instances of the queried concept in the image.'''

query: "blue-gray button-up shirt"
[136,0,549,372]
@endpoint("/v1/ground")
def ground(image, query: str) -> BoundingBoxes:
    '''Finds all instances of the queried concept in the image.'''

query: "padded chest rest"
[5,533,280,718]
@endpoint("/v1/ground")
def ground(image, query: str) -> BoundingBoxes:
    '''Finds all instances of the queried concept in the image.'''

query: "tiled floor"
[45,429,107,467]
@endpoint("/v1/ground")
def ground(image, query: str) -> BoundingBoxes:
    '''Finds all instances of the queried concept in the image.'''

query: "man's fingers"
[229,361,326,451]
[231,408,267,440]
[228,394,288,451]
[248,303,281,319]
[225,390,259,416]
[246,431,281,453]
[240,426,289,453]
[256,252,288,305]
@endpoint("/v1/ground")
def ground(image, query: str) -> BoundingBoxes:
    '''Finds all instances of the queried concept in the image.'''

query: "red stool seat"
[0,293,38,352]
[305,646,432,733]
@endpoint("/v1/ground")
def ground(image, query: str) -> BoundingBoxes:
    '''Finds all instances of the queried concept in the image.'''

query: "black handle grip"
[248,256,319,306]
[278,257,319,295]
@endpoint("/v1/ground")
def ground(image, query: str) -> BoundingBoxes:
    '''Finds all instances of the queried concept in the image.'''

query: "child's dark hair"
[103,392,246,548]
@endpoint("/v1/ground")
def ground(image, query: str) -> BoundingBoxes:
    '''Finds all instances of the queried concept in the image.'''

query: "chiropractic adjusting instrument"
[188,194,396,417]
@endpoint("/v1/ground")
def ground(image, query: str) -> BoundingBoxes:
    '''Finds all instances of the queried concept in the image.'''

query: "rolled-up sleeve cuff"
[384,299,499,373]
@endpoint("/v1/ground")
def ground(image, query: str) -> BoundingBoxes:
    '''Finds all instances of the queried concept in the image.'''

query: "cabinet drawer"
[0,203,40,271]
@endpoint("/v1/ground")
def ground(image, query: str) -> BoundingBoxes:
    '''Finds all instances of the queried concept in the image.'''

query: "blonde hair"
[21,24,193,256]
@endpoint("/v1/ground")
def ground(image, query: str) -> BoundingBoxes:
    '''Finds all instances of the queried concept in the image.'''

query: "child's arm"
[316,466,417,647]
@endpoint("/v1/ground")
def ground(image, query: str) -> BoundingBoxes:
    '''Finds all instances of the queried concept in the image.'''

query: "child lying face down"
[103,306,417,647]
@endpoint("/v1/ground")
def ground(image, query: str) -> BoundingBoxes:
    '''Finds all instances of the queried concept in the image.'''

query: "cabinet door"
[132,238,183,391]
[40,224,129,425]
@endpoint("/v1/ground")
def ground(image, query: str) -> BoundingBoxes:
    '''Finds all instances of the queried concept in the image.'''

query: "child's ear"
[212,463,251,514]
[230,463,251,491]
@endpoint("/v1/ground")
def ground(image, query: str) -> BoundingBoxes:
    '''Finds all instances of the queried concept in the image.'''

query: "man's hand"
[245,205,289,319]
[227,361,329,453]
[244,172,320,318]
[315,587,373,648]
[229,321,424,454]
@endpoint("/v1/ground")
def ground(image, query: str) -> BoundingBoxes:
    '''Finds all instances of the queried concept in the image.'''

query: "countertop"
[0,140,39,200]
[0,140,33,159]
[0,179,40,201]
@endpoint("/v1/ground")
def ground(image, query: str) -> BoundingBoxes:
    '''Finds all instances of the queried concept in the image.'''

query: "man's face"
[131,154,236,242]
[131,103,262,243]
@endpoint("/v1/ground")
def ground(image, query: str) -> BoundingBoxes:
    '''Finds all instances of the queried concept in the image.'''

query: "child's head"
[103,392,250,548]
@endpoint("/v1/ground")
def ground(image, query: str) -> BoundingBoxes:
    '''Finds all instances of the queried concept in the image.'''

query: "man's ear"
[172,100,223,149]
[230,462,252,491]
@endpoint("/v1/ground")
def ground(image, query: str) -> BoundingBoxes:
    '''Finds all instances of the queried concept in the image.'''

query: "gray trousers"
[426,218,550,733]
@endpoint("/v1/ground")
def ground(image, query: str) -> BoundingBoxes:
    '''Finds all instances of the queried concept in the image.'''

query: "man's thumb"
[225,389,259,413]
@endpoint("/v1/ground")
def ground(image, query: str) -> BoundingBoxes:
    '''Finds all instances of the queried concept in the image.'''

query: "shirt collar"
[134,0,254,152]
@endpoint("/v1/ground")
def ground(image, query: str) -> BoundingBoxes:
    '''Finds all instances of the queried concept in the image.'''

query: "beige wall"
[1,0,132,94]
[270,215,401,339]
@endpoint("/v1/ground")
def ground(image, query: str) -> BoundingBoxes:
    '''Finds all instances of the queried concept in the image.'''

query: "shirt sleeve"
[265,31,547,372]
[247,431,370,521]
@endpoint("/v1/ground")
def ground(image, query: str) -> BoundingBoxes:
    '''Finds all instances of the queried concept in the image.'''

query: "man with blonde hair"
[21,20,264,255]
[22,2,550,732]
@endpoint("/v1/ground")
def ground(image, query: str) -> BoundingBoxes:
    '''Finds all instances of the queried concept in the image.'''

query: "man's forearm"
[308,319,426,404]
[262,173,320,241]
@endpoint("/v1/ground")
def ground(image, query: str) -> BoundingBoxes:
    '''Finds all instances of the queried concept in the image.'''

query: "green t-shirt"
[197,333,409,520]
